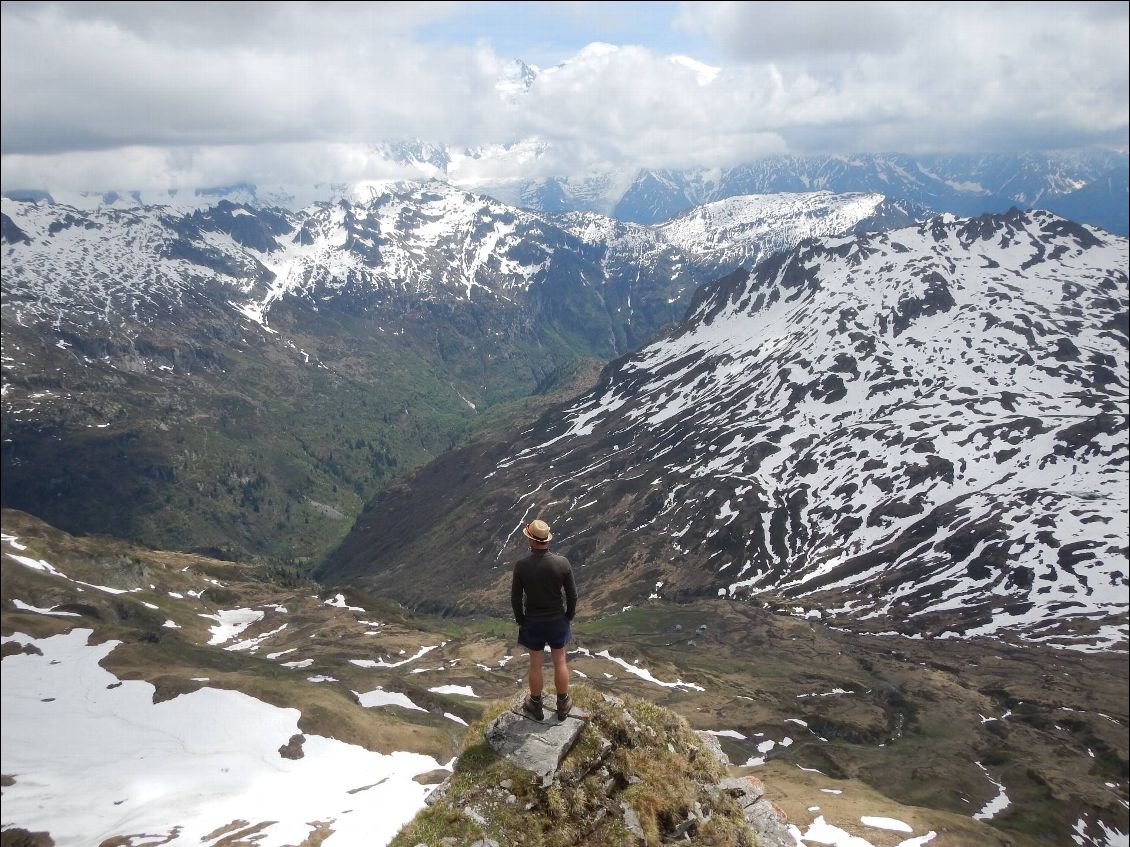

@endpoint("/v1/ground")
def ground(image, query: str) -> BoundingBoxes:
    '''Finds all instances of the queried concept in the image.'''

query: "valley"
[1,188,904,564]
[322,210,1129,652]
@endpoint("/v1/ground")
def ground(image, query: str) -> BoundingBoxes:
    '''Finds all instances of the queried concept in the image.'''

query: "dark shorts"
[518,616,572,651]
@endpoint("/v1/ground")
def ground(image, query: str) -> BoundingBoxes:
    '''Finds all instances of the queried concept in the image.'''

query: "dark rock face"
[1,213,31,245]
[324,210,1128,650]
[278,733,306,760]
[0,827,56,847]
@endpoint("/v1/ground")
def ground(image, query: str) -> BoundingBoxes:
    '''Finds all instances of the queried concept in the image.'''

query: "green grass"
[419,615,515,640]
[2,306,608,566]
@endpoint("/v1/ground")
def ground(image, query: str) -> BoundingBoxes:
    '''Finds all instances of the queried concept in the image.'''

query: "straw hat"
[522,519,552,542]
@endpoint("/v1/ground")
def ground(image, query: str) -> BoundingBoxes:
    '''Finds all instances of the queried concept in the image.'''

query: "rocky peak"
[404,687,792,847]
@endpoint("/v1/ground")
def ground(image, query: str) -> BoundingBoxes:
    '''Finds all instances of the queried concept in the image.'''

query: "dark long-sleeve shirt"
[511,550,577,624]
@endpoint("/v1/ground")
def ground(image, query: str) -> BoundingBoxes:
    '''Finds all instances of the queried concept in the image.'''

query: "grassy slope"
[0,509,458,760]
[1,288,607,566]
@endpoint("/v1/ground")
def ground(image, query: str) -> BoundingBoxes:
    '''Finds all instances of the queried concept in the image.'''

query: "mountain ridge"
[5,507,1128,847]
[321,208,1129,652]
[2,186,904,561]
[7,149,1126,235]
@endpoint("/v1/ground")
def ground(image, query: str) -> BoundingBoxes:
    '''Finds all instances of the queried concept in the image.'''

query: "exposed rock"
[621,800,646,842]
[0,829,55,847]
[150,675,204,704]
[404,687,797,847]
[1,642,43,660]
[424,776,452,807]
[462,805,488,826]
[559,735,612,786]
[719,774,766,807]
[412,768,451,785]
[743,798,794,847]
[664,811,697,841]
[694,730,731,767]
[484,694,589,787]
[277,733,305,760]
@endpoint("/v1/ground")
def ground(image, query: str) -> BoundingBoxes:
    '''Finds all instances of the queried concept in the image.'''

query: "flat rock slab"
[485,696,589,786]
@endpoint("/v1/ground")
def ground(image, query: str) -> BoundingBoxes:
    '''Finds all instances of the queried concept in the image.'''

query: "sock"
[556,692,569,701]
[530,693,542,702]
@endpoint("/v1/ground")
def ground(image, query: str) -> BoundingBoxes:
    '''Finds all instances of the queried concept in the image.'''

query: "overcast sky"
[1,1,1127,192]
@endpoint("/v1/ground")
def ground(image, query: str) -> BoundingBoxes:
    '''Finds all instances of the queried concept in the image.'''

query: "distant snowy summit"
[5,148,1125,235]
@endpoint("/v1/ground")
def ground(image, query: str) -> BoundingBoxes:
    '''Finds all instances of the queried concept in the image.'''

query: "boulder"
[484,694,589,787]
[424,776,452,807]
[743,797,793,847]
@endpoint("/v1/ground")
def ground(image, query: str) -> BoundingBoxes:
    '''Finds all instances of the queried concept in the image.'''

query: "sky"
[1,1,1127,192]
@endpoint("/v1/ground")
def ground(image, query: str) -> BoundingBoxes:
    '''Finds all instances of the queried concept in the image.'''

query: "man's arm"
[511,568,525,625]
[563,562,577,621]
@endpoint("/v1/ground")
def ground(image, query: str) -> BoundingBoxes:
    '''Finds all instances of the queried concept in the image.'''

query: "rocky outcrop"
[484,694,590,787]
[717,776,794,847]
[405,687,793,847]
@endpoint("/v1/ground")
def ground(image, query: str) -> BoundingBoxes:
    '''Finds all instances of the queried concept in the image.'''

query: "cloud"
[1,2,499,156]
[1,1,1126,193]
[0,143,428,194]
[676,1,915,58]
[674,1,1128,150]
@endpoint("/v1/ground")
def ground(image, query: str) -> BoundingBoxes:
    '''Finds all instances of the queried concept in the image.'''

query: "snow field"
[0,629,447,847]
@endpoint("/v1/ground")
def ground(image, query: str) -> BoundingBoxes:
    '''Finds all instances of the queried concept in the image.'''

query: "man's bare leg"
[528,649,544,697]
[550,646,569,695]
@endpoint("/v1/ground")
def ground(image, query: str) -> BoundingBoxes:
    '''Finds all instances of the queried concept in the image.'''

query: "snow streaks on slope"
[490,210,1128,649]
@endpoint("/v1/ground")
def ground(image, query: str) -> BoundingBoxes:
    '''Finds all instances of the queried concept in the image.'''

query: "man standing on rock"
[511,519,577,721]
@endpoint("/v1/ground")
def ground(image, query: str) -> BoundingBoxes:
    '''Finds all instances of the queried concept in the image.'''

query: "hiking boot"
[556,692,573,721]
[522,694,544,721]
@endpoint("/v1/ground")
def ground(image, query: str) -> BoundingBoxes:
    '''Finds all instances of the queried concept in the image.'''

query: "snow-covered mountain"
[2,185,906,560]
[2,185,908,349]
[432,147,1130,235]
[547,151,1129,231]
[324,209,1129,652]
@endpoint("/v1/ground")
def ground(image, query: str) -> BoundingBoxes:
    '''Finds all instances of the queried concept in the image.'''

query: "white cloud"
[0,142,426,194]
[0,2,500,155]
[676,0,915,58]
[1,2,1126,192]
